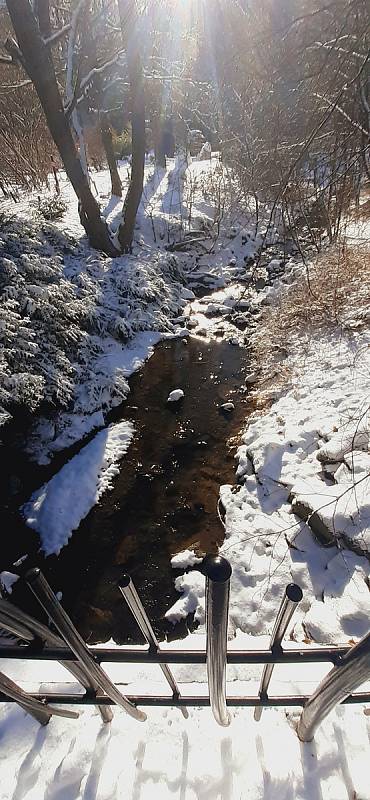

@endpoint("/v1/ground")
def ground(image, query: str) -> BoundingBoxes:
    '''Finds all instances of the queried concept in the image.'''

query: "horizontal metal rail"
[0,691,369,707]
[0,645,348,664]
[0,671,78,722]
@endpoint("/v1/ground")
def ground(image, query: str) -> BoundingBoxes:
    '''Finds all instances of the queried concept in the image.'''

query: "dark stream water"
[5,335,251,645]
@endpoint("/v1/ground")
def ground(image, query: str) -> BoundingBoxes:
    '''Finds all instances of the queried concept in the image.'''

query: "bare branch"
[314,91,370,137]
[43,23,71,46]
[4,36,26,70]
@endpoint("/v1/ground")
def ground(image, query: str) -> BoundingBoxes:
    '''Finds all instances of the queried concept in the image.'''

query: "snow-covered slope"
[0,215,188,462]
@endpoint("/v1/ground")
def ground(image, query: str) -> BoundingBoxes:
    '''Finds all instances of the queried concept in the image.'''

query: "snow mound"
[22,420,134,555]
[0,571,19,595]
[290,473,370,552]
[170,549,203,569]
[220,401,235,413]
[165,570,205,624]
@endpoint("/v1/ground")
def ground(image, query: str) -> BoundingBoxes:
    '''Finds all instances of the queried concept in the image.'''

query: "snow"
[290,473,370,551]
[22,421,134,555]
[12,555,28,568]
[167,389,185,402]
[170,549,203,569]
[0,571,19,595]
[165,571,206,625]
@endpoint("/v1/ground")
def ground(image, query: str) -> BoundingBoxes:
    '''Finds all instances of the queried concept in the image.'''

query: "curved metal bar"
[119,575,188,719]
[26,569,146,723]
[254,583,303,721]
[0,600,113,723]
[0,670,50,725]
[298,627,370,741]
[0,607,35,642]
[202,554,232,727]
[270,583,303,649]
[0,670,79,722]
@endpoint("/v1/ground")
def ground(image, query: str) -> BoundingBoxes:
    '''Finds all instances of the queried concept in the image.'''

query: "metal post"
[202,554,232,726]
[0,599,113,723]
[298,627,370,741]
[119,575,188,719]
[0,670,79,723]
[26,569,146,722]
[254,583,303,721]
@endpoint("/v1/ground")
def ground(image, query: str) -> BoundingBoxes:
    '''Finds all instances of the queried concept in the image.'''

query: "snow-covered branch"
[43,23,71,46]
[311,40,365,62]
[72,48,125,107]
[314,92,370,137]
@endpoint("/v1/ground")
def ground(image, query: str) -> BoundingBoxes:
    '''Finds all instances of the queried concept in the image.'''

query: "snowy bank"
[167,330,370,646]
[0,214,187,463]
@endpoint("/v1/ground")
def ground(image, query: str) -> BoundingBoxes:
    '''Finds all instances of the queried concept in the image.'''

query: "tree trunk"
[153,116,166,168]
[85,24,122,198]
[34,0,51,38]
[6,0,117,255]
[117,1,145,253]
[100,118,122,197]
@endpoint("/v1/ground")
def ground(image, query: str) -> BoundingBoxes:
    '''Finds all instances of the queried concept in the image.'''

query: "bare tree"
[117,0,145,252]
[4,0,117,254]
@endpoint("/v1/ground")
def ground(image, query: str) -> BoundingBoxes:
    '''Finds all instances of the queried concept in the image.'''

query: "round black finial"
[25,567,41,584]
[201,555,232,583]
[285,583,303,603]
[118,574,131,589]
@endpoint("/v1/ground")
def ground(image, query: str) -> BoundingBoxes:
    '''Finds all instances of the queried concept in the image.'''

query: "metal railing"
[254,583,303,722]
[0,556,369,741]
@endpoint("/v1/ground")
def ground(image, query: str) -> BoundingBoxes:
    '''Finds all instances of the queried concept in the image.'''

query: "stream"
[43,334,251,643]
[2,311,253,645]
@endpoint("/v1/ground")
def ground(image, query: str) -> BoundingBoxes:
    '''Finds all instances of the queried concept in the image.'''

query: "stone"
[220,401,235,413]
[167,389,184,403]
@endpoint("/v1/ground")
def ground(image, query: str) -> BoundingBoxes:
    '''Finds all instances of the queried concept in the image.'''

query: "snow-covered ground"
[0,633,369,799]
[1,163,370,797]
[0,668,369,800]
